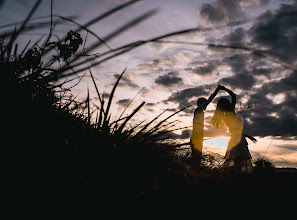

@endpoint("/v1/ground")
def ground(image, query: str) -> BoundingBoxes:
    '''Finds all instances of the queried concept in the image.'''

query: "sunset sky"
[1,0,296,167]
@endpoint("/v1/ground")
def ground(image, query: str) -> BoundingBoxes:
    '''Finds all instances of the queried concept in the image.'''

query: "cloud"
[219,72,256,90]
[155,71,183,87]
[188,62,219,77]
[199,0,245,27]
[137,57,173,74]
[165,84,214,109]
[117,98,131,106]
[236,0,270,7]
[195,0,297,140]
[209,53,256,89]
[149,42,172,53]
[138,1,297,142]
[162,71,297,140]
[222,53,249,73]
[113,73,139,89]
[255,71,297,95]
[223,27,246,46]
[240,72,297,138]
[248,2,297,63]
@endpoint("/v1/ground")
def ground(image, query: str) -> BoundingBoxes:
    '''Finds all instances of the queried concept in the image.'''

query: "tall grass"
[1,1,202,207]
[3,1,295,215]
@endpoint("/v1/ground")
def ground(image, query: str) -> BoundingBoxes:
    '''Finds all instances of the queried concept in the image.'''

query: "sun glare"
[204,136,230,149]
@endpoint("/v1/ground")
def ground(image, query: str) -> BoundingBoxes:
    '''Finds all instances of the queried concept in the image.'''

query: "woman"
[212,86,256,172]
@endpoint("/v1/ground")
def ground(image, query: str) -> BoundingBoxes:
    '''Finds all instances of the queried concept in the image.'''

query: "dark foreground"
[6,143,297,217]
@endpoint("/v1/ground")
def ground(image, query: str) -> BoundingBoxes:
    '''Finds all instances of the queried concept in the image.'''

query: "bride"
[212,86,256,172]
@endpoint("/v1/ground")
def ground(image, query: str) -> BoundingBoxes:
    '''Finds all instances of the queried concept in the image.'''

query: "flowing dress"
[223,113,252,171]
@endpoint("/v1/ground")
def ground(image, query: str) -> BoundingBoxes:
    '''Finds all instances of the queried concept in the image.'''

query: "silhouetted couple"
[190,85,256,172]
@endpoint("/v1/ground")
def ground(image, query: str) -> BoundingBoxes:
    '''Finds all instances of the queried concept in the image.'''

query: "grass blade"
[103,68,126,127]
[117,101,145,133]
[134,106,171,137]
[118,87,144,121]
[84,9,158,54]
[149,105,191,133]
[87,87,90,125]
[89,67,103,106]
[42,0,140,57]
[57,9,158,76]
[77,0,141,32]
[97,97,105,129]
[3,0,42,53]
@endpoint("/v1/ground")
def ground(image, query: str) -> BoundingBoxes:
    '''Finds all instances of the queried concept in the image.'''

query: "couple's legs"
[190,136,203,167]
[222,157,253,173]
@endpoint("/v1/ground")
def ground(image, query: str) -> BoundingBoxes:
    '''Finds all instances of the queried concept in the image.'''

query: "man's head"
[197,98,207,109]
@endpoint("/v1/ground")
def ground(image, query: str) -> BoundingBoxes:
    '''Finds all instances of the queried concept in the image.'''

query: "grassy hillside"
[2,3,296,216]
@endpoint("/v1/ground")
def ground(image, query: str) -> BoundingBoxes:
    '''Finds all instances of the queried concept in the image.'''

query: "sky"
[1,0,297,167]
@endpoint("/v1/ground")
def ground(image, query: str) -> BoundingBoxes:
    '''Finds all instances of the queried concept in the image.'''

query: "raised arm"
[198,85,221,110]
[243,133,257,143]
[220,86,236,110]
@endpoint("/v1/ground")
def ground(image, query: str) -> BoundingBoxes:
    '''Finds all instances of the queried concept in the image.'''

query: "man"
[190,85,221,166]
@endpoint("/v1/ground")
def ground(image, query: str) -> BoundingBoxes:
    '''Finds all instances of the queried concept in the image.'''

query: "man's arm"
[198,85,221,110]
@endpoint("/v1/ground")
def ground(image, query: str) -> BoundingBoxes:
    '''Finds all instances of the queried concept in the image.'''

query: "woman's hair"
[212,98,234,129]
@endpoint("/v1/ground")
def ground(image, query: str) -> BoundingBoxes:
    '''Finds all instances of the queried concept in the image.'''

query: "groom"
[190,85,221,166]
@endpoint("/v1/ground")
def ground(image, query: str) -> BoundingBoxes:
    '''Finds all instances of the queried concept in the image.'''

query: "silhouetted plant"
[254,158,276,174]
[1,1,196,198]
[55,30,83,62]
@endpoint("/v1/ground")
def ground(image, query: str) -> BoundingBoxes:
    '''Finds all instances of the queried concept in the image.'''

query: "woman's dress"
[223,113,252,171]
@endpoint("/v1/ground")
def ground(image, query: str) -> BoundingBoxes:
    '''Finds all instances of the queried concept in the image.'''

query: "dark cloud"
[250,66,274,78]
[117,98,131,106]
[219,73,256,90]
[199,0,245,27]
[222,53,249,73]
[200,3,225,25]
[144,102,157,113]
[163,74,297,139]
[191,62,218,76]
[279,71,297,91]
[243,109,297,139]
[155,71,183,87]
[248,2,297,63]
[146,102,156,107]
[164,70,297,139]
[113,73,139,89]
[217,53,257,89]
[239,72,297,138]
[250,71,297,95]
[223,27,246,46]
[165,85,209,109]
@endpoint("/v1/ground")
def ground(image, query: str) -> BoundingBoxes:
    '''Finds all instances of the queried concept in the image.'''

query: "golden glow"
[204,136,230,149]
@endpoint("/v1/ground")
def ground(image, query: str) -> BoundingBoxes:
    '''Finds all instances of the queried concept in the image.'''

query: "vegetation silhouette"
[2,0,296,216]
